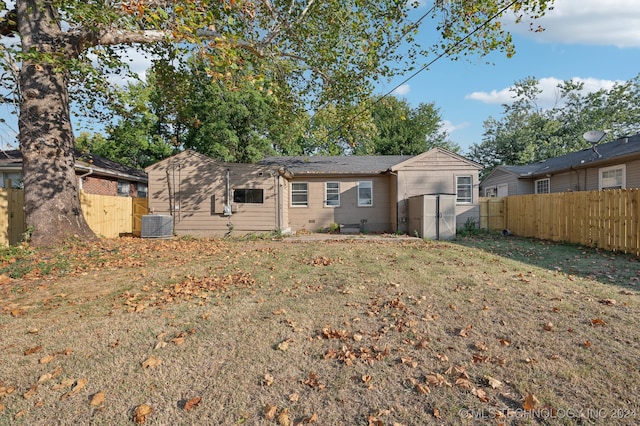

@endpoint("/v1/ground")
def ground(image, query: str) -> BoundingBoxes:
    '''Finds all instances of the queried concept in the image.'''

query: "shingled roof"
[0,149,147,182]
[497,134,640,178]
[259,155,412,175]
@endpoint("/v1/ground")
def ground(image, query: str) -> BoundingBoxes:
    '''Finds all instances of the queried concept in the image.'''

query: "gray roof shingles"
[503,134,640,177]
[259,155,412,175]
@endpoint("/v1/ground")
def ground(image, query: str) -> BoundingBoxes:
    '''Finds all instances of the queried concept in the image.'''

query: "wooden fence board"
[478,189,640,256]
[0,189,147,245]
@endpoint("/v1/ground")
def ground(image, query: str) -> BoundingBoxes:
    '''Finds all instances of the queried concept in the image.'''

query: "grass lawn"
[1,234,639,425]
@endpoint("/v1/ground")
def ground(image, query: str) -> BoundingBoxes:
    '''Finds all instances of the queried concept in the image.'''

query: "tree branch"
[0,8,18,37]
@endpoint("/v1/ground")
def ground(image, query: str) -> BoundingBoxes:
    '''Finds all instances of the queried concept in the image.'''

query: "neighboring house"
[481,134,640,196]
[145,148,482,237]
[0,150,148,197]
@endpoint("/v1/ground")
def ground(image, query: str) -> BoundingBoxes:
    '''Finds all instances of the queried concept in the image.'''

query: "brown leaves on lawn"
[24,345,43,355]
[122,272,257,310]
[523,393,539,411]
[183,396,201,411]
[61,378,87,400]
[133,404,152,424]
[141,355,162,369]
[90,391,105,407]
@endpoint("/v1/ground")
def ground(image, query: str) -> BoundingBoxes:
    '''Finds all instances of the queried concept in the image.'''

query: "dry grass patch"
[1,235,639,425]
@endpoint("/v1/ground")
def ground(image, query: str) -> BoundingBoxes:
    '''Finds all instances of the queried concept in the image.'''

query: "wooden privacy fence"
[479,190,640,255]
[0,189,149,246]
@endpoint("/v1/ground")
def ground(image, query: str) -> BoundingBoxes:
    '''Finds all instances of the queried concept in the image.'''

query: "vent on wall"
[141,215,173,238]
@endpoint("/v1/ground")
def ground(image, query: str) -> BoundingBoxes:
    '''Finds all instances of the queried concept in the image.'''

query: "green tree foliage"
[0,0,553,245]
[369,97,458,155]
[469,74,640,177]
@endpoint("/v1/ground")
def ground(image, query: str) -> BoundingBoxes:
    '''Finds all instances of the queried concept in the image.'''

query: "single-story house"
[0,150,148,197]
[480,133,640,196]
[144,148,482,237]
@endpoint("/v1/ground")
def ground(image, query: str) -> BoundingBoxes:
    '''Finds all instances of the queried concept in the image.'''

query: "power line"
[321,0,519,145]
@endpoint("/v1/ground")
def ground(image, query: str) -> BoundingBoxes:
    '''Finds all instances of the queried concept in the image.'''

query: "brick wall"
[80,175,141,197]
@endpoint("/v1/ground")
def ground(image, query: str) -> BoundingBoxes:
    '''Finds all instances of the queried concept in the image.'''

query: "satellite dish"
[583,130,607,144]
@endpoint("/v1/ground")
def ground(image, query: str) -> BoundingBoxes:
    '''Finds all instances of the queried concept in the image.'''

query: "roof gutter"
[76,166,94,191]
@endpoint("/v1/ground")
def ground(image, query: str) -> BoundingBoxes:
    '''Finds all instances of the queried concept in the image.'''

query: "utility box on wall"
[408,194,456,240]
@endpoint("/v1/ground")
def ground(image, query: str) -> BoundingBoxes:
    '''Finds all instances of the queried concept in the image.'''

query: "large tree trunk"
[17,0,95,246]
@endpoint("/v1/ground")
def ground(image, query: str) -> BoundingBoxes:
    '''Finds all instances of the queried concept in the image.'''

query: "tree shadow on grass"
[453,233,640,292]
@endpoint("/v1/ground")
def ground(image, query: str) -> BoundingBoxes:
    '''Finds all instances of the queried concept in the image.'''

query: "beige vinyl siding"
[286,176,393,233]
[146,151,278,237]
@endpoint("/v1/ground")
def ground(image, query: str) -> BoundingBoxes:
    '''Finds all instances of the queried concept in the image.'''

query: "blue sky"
[1,0,639,154]
[381,0,640,153]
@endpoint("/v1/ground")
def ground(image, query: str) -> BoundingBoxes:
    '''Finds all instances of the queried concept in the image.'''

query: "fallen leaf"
[277,340,290,351]
[433,407,442,419]
[455,378,472,389]
[90,391,105,407]
[25,345,43,355]
[0,274,11,285]
[543,322,553,331]
[416,383,430,394]
[498,338,511,346]
[485,375,503,389]
[289,393,299,402]
[272,309,286,315]
[304,413,318,423]
[23,384,38,399]
[142,355,162,369]
[591,318,606,326]
[61,378,88,399]
[475,388,489,402]
[263,374,275,386]
[458,324,472,337]
[154,341,167,349]
[183,396,201,411]
[133,404,152,424]
[172,337,185,346]
[277,407,291,426]
[599,298,616,306]
[39,355,55,364]
[353,334,363,342]
[523,393,539,411]
[52,378,75,391]
[264,405,278,420]
[584,340,592,348]
[38,373,53,383]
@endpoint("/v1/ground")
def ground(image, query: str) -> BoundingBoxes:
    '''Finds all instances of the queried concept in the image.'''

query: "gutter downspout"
[76,166,94,192]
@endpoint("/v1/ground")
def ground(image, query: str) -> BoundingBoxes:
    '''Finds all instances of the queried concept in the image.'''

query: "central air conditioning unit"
[141,215,173,238]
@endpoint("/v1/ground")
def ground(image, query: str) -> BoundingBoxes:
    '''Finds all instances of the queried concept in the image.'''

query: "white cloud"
[465,77,624,107]
[440,120,470,134]
[505,0,640,48]
[392,84,411,96]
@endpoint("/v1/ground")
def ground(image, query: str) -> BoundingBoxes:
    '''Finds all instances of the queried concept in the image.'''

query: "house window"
[117,181,130,197]
[599,165,625,190]
[1,172,23,189]
[325,182,340,207]
[535,178,550,194]
[484,187,497,197]
[233,188,264,204]
[137,183,148,198]
[456,176,472,203]
[358,181,373,207]
[291,182,308,207]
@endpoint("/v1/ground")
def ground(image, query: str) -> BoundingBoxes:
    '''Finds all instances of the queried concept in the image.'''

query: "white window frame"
[117,181,130,197]
[324,182,340,207]
[599,164,625,190]
[535,178,550,194]
[357,181,373,207]
[137,183,148,198]
[291,182,309,207]
[484,187,497,197]
[456,176,473,204]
